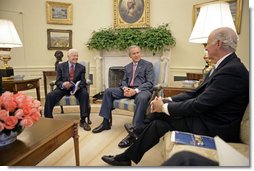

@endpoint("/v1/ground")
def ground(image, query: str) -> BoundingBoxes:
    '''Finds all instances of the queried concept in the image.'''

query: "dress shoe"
[92,122,111,133]
[118,134,136,148]
[80,120,91,131]
[124,123,139,139]
[101,155,131,166]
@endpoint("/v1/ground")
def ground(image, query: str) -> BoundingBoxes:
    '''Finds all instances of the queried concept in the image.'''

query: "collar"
[214,52,232,69]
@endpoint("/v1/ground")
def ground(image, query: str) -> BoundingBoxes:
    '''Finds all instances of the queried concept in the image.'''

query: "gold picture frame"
[192,0,243,34]
[46,1,73,25]
[114,0,150,29]
[47,29,72,50]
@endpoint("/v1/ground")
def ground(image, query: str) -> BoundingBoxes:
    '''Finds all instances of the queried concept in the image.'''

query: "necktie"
[70,64,74,81]
[130,63,137,86]
[209,65,215,77]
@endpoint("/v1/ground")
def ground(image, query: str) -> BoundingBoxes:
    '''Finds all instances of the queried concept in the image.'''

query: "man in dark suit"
[44,49,91,131]
[92,45,154,145]
[101,27,249,166]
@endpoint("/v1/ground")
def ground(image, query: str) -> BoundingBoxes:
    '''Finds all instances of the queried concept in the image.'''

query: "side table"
[2,77,41,101]
[163,87,194,97]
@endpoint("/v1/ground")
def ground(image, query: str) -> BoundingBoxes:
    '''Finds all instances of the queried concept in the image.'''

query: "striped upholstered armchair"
[112,59,169,114]
[49,61,92,114]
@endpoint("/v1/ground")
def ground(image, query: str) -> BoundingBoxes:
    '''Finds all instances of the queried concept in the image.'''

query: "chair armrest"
[86,78,92,85]
[49,80,56,91]
[146,84,163,114]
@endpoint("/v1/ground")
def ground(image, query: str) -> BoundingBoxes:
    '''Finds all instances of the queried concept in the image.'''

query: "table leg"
[36,81,41,101]
[73,123,80,166]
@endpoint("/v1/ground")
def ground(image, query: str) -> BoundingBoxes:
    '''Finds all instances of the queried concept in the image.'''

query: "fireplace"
[108,66,125,88]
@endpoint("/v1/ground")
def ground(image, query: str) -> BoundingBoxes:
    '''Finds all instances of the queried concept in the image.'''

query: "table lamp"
[189,2,236,76]
[0,19,23,77]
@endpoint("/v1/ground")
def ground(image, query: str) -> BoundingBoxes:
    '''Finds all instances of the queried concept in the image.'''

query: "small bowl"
[181,80,197,88]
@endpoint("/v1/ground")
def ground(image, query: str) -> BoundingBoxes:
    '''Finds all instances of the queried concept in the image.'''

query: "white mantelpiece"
[94,49,171,93]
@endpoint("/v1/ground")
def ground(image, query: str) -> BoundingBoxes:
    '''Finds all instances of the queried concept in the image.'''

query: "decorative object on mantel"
[86,24,176,55]
[0,91,41,147]
[0,19,23,77]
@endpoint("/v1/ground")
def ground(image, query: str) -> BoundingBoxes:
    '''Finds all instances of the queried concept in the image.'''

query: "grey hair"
[128,45,140,56]
[212,27,238,52]
[67,49,78,56]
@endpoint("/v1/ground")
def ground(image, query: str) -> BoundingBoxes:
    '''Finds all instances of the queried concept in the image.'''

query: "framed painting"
[47,29,72,50]
[114,0,150,29]
[46,1,73,25]
[192,0,243,34]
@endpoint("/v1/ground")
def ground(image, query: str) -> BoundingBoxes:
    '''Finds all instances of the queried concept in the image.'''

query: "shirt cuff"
[135,88,140,94]
[162,103,170,116]
[168,97,173,101]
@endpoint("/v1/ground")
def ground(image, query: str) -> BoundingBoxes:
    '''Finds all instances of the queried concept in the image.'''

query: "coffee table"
[0,118,80,166]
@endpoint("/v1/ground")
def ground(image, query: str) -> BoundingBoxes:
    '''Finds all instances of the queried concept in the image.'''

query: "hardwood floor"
[37,105,164,166]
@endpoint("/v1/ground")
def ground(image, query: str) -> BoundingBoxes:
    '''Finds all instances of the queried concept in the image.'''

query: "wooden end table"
[2,77,41,101]
[163,87,194,97]
[0,118,80,166]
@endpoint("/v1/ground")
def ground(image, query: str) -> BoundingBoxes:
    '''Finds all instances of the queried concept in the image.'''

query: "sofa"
[161,104,249,164]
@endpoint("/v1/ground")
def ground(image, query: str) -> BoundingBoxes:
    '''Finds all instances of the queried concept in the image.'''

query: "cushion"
[240,104,249,145]
[113,98,135,112]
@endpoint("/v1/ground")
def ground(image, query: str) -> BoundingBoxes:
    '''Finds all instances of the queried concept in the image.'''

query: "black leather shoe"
[92,122,111,133]
[80,120,91,131]
[118,134,136,148]
[83,122,91,131]
[101,155,131,166]
[124,123,138,139]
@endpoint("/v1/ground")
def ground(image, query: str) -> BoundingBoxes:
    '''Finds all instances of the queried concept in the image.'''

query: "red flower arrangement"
[0,91,41,135]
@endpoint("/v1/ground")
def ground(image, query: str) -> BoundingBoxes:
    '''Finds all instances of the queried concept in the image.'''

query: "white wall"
[0,0,249,98]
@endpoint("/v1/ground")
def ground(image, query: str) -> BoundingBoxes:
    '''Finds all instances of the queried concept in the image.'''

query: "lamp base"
[0,67,14,77]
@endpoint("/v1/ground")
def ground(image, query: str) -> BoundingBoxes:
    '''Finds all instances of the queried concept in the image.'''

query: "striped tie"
[130,63,137,86]
[70,64,74,81]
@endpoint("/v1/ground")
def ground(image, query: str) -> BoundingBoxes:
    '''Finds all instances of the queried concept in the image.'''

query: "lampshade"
[0,19,22,48]
[189,2,236,43]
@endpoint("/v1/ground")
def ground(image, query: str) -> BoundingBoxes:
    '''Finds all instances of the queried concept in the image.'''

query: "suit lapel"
[134,59,143,78]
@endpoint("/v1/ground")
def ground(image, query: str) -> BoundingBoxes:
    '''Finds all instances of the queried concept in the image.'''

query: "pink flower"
[0,91,41,134]
[0,110,9,121]
[4,116,18,130]
[19,117,33,128]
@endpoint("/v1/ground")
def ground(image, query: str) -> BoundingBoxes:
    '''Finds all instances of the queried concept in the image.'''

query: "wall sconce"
[0,19,23,77]
[189,2,236,75]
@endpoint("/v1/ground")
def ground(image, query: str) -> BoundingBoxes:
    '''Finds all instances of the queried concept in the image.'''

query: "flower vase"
[0,131,20,147]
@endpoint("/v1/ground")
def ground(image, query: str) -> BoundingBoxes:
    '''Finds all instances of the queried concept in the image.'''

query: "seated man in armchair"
[92,45,155,148]
[44,49,91,131]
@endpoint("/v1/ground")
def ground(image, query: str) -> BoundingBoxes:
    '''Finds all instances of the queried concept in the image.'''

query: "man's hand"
[123,87,136,97]
[150,96,164,113]
[63,81,73,90]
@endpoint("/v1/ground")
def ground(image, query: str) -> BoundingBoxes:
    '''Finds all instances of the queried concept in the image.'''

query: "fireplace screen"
[108,66,125,88]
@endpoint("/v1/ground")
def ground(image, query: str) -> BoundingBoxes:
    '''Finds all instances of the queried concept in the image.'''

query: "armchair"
[49,61,92,115]
[112,59,169,115]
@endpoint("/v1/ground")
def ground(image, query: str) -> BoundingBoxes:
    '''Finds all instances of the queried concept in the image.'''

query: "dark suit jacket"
[169,53,249,142]
[120,59,154,92]
[55,61,87,90]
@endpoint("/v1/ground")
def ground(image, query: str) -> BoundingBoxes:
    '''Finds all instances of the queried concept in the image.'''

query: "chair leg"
[60,105,64,113]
